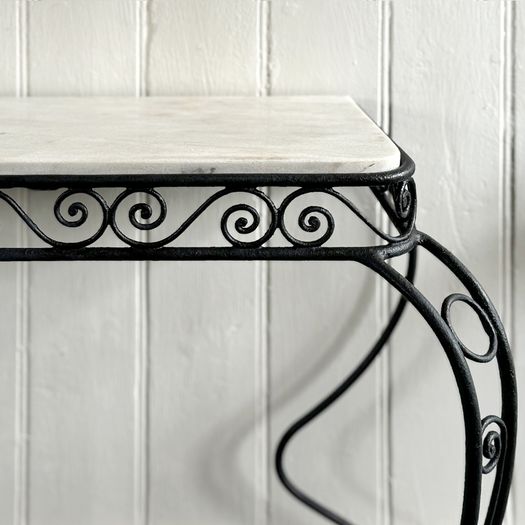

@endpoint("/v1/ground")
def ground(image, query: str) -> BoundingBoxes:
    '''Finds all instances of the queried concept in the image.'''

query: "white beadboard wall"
[0,1,521,524]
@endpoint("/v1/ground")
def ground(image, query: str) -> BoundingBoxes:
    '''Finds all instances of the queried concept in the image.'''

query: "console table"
[0,96,516,525]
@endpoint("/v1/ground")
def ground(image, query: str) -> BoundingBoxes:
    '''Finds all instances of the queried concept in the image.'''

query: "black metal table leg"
[275,233,516,525]
[275,250,417,525]
[416,232,517,525]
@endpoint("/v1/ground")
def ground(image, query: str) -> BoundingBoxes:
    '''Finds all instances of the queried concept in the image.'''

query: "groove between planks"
[376,2,393,524]
[14,1,29,525]
[499,2,516,524]
[134,2,150,525]
[254,2,271,524]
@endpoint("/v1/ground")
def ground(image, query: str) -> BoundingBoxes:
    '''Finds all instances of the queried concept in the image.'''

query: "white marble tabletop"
[0,96,400,176]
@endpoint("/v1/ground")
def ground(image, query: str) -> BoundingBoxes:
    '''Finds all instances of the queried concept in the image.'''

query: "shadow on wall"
[195,265,377,524]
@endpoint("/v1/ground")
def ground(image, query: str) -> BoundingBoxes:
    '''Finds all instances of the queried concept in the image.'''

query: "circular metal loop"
[441,293,498,363]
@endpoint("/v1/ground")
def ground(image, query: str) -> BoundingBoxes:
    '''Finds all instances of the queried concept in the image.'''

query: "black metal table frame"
[0,151,516,525]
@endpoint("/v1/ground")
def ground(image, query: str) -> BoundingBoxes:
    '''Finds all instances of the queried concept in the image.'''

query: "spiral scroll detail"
[482,416,506,475]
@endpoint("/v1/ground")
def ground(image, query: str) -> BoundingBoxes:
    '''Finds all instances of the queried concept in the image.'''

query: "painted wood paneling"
[28,0,135,95]
[147,0,257,95]
[0,3,23,525]
[269,2,385,524]
[390,2,504,523]
[514,1,524,523]
[22,2,137,525]
[145,2,260,524]
[0,1,16,94]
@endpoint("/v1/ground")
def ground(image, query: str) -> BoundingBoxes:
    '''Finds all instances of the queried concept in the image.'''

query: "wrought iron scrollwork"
[276,250,418,525]
[275,232,515,525]
[482,415,506,475]
[440,291,508,484]
[372,178,417,237]
[0,189,110,248]
[392,180,413,219]
[418,233,516,525]
[0,183,416,250]
[0,156,514,525]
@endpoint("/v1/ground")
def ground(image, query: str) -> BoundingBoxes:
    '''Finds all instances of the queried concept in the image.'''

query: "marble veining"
[0,96,400,175]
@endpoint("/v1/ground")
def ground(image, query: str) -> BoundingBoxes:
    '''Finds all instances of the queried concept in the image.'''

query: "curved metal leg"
[275,250,417,525]
[417,232,517,525]
[275,232,516,524]
[366,249,484,525]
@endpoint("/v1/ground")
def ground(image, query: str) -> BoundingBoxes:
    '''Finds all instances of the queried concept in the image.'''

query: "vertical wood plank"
[269,2,383,524]
[15,4,29,524]
[499,2,516,523]
[28,0,134,95]
[269,0,377,112]
[0,4,17,524]
[255,2,271,523]
[24,2,137,524]
[134,3,150,525]
[390,2,503,523]
[513,0,524,522]
[377,3,393,522]
[0,1,15,94]
[147,0,257,96]
[146,2,260,524]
